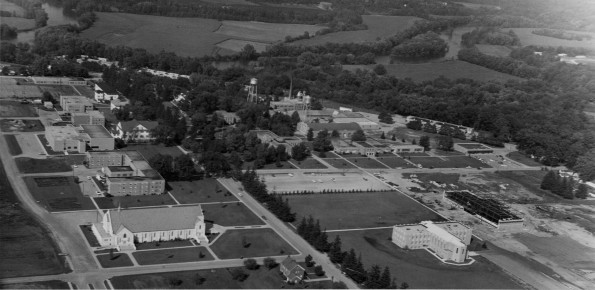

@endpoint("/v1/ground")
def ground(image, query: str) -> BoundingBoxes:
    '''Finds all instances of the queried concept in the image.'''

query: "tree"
[437,135,454,151]
[194,273,206,285]
[244,258,259,270]
[380,132,386,139]
[419,136,430,151]
[331,129,340,138]
[313,129,333,152]
[540,171,557,190]
[307,128,314,141]
[239,44,256,61]
[314,265,325,276]
[406,120,422,131]
[576,183,589,199]
[373,64,387,75]
[400,282,409,289]
[365,265,382,289]
[351,129,366,142]
[378,111,393,124]
[230,268,248,281]
[392,135,396,141]
[573,149,595,181]
[564,178,575,199]
[291,111,301,125]
[329,235,343,263]
[263,257,277,269]
[379,266,391,289]
[291,142,310,161]
[305,254,314,267]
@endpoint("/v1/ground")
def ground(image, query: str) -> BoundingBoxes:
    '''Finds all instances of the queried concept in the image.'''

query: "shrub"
[243,258,259,270]
[231,268,249,281]
[263,257,278,269]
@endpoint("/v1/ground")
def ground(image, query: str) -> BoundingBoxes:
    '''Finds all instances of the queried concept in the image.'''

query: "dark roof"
[81,125,112,138]
[109,205,203,233]
[308,122,361,131]
[280,256,305,281]
[120,120,159,132]
[96,82,118,95]
[107,166,133,172]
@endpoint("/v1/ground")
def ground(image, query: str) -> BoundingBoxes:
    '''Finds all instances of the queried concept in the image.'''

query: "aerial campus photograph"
[0,0,594,290]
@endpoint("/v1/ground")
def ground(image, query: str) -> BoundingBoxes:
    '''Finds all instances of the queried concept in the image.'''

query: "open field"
[0,119,44,132]
[24,176,95,212]
[263,171,391,194]
[0,159,68,278]
[1,280,70,289]
[376,157,415,168]
[344,60,523,82]
[15,157,71,173]
[0,100,38,117]
[110,266,298,289]
[216,39,269,53]
[38,85,80,97]
[80,225,101,247]
[216,20,324,43]
[323,158,357,169]
[344,157,389,169]
[506,151,542,167]
[125,144,185,160]
[494,170,548,200]
[294,15,421,45]
[73,85,95,99]
[476,44,512,57]
[93,194,177,209]
[511,28,595,49]
[97,253,134,268]
[4,134,22,155]
[515,234,595,271]
[0,0,26,16]
[0,16,35,30]
[0,79,42,100]
[409,156,490,168]
[243,160,297,170]
[331,228,522,289]
[291,157,327,169]
[202,203,264,226]
[169,179,237,204]
[286,192,444,230]
[133,247,214,265]
[211,228,298,259]
[135,240,193,250]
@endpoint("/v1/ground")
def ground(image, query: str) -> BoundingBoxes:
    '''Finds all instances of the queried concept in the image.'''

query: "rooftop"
[81,125,112,138]
[95,82,118,94]
[46,126,89,141]
[307,122,361,131]
[109,205,203,233]
[421,221,466,246]
[107,166,133,172]
[119,120,159,132]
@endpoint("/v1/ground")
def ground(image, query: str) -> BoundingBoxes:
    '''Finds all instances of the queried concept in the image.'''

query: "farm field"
[15,157,71,173]
[0,16,35,30]
[24,176,96,212]
[124,144,185,160]
[4,135,22,155]
[331,228,522,289]
[169,179,237,204]
[0,159,68,278]
[202,203,265,226]
[344,60,523,82]
[286,191,444,230]
[263,171,390,194]
[97,253,134,268]
[476,44,512,57]
[0,100,38,117]
[291,157,327,169]
[511,28,595,49]
[294,15,421,45]
[110,266,296,289]
[93,194,177,209]
[132,247,214,265]
[0,119,44,132]
[210,228,299,259]
[344,157,389,169]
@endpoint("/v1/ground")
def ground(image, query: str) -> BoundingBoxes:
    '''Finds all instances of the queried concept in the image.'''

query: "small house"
[280,256,305,284]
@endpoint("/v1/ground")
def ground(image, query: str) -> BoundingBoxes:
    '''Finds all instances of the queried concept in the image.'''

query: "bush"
[231,268,249,281]
[243,258,259,270]
[263,257,278,269]
[314,265,325,276]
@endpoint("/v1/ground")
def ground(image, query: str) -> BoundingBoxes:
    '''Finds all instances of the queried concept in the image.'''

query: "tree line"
[4,0,48,28]
[540,171,589,199]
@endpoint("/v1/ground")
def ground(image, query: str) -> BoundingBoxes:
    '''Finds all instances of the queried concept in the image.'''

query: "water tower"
[246,78,258,103]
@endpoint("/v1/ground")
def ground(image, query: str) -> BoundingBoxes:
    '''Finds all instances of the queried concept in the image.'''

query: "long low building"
[92,205,208,251]
[45,125,114,153]
[392,221,472,263]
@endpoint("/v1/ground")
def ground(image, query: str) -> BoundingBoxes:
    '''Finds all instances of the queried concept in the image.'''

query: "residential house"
[95,83,119,102]
[113,120,159,143]
[280,256,306,284]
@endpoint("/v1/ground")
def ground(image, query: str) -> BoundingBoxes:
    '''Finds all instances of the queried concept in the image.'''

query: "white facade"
[94,83,119,102]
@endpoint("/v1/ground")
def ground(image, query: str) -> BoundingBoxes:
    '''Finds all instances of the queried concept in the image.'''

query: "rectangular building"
[391,144,425,154]
[454,143,494,154]
[45,126,89,153]
[32,77,86,86]
[60,95,94,113]
[95,83,119,102]
[72,111,105,126]
[81,125,115,151]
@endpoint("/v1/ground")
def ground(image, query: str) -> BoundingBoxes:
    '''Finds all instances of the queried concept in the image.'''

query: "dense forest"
[0,24,18,40]
[4,0,48,28]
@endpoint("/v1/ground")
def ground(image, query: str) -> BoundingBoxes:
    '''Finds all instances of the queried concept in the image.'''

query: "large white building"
[95,83,119,102]
[92,205,208,251]
[112,120,159,143]
[45,125,114,153]
[392,221,472,263]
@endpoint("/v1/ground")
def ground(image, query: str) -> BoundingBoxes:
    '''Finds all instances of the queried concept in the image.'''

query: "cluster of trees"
[378,111,393,124]
[148,153,199,181]
[391,32,448,60]
[5,0,47,28]
[0,24,17,40]
[540,171,589,199]
[458,47,540,78]
[312,129,334,154]
[239,169,295,222]
[532,29,592,41]
[406,120,467,140]
[461,28,521,47]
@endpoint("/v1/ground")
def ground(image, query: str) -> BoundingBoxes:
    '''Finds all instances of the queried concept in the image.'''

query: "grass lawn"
[125,144,185,160]
[331,229,522,289]
[97,253,134,268]
[211,228,298,259]
[375,157,415,168]
[319,151,341,159]
[24,176,96,212]
[169,179,238,204]
[39,85,80,97]
[110,266,297,289]
[4,135,22,155]
[506,151,543,167]
[80,225,101,247]
[0,101,38,117]
[133,247,214,265]
[511,28,595,49]
[202,203,265,226]
[286,192,444,230]
[94,194,177,209]
[291,158,327,169]
[0,119,44,132]
[323,158,357,169]
[495,171,548,198]
[243,160,297,170]
[1,280,70,289]
[135,240,193,250]
[0,159,69,278]
[344,157,389,169]
[15,157,72,173]
[408,156,490,169]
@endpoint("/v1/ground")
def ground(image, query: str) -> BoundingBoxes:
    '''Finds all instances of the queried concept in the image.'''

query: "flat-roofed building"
[72,111,105,126]
[86,151,125,168]
[250,130,302,155]
[81,125,114,151]
[60,95,94,113]
[392,221,472,263]
[297,122,361,139]
[95,83,119,102]
[32,77,86,86]
[270,97,309,112]
[45,126,89,153]
[390,144,425,154]
[215,110,240,125]
[104,166,134,177]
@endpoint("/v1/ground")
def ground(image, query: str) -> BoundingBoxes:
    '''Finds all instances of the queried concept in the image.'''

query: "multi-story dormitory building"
[86,151,165,196]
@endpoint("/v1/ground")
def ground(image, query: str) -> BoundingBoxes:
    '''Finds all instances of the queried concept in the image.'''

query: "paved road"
[218,178,359,289]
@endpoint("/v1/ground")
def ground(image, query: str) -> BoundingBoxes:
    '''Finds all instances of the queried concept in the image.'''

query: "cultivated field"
[24,176,95,212]
[344,60,523,82]
[0,16,35,30]
[133,247,214,265]
[169,179,237,204]
[294,15,421,45]
[0,119,44,132]
[210,228,299,259]
[0,160,68,278]
[202,203,264,226]
[511,28,595,49]
[262,171,391,194]
[331,228,522,289]
[124,144,185,160]
[286,191,444,230]
[476,44,512,57]
[0,100,38,117]
[0,79,41,99]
